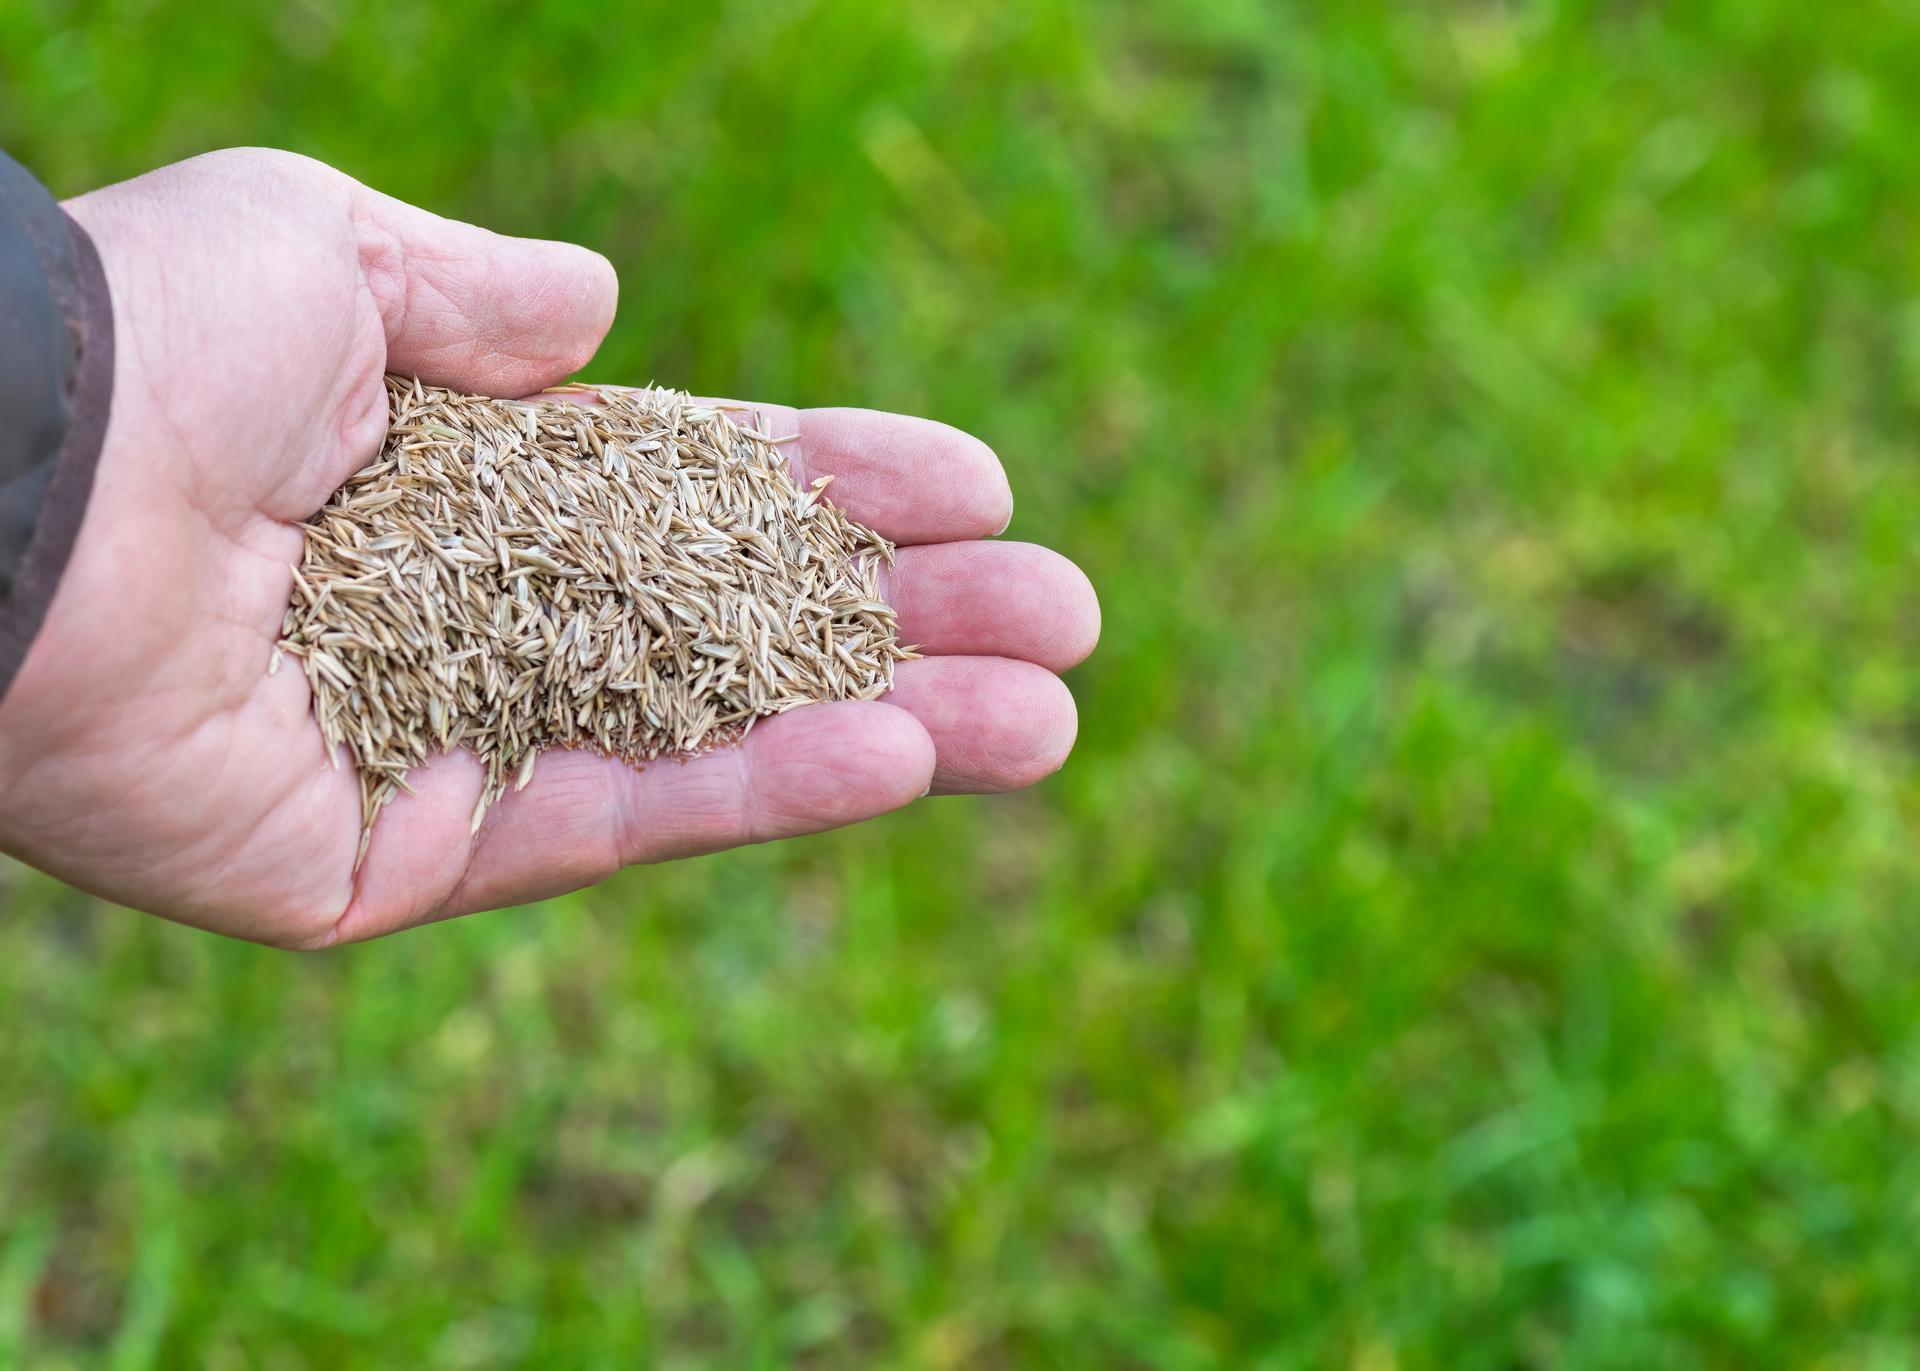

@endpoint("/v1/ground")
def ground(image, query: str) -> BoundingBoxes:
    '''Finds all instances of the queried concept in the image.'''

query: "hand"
[0,148,1098,947]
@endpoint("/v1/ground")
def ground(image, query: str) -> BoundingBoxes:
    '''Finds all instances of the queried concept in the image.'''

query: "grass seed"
[279,376,915,862]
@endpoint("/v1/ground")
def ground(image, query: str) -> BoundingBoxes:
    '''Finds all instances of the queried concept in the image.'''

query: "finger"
[560,390,1012,544]
[795,407,1012,544]
[881,541,1100,671]
[323,747,488,945]
[657,397,1010,545]
[350,182,618,397]
[429,700,934,920]
[883,656,1078,794]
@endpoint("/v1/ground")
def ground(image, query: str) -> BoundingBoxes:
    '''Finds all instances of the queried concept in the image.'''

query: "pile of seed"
[278,375,912,859]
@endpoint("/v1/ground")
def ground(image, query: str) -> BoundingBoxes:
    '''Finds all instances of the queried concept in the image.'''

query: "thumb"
[349,181,618,397]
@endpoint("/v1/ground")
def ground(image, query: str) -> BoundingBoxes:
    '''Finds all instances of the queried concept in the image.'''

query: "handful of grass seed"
[279,376,912,860]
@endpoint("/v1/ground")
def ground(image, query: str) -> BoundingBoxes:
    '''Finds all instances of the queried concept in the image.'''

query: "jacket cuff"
[0,150,114,705]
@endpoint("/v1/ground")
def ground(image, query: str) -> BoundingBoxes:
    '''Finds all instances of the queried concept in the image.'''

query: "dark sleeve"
[0,149,113,705]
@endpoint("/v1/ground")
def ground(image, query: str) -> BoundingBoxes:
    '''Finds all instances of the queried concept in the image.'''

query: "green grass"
[6,0,1920,1364]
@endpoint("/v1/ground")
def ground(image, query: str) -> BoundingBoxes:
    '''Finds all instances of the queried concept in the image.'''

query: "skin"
[0,148,1099,948]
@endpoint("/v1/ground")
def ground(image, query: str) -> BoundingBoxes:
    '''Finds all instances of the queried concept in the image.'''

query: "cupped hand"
[0,148,1097,947]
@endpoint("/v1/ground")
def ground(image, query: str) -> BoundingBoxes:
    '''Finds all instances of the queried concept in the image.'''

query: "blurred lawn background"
[5,0,1920,1365]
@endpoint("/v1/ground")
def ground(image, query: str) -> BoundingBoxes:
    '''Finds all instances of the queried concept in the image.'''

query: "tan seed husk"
[279,376,915,864]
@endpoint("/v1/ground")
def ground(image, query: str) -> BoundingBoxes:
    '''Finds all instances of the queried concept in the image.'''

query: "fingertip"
[845,699,939,799]
[962,429,1016,540]
[875,700,941,802]
[1074,565,1101,664]
[888,656,1080,794]
[555,242,619,373]
[884,541,1101,672]
[799,409,1013,544]
[1022,668,1079,786]
[494,235,619,383]
[950,423,1013,539]
[956,660,1076,793]
[746,699,935,832]
[1046,551,1101,670]
[351,180,620,396]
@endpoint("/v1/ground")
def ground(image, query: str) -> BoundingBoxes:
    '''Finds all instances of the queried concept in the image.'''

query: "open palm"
[0,149,1097,947]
